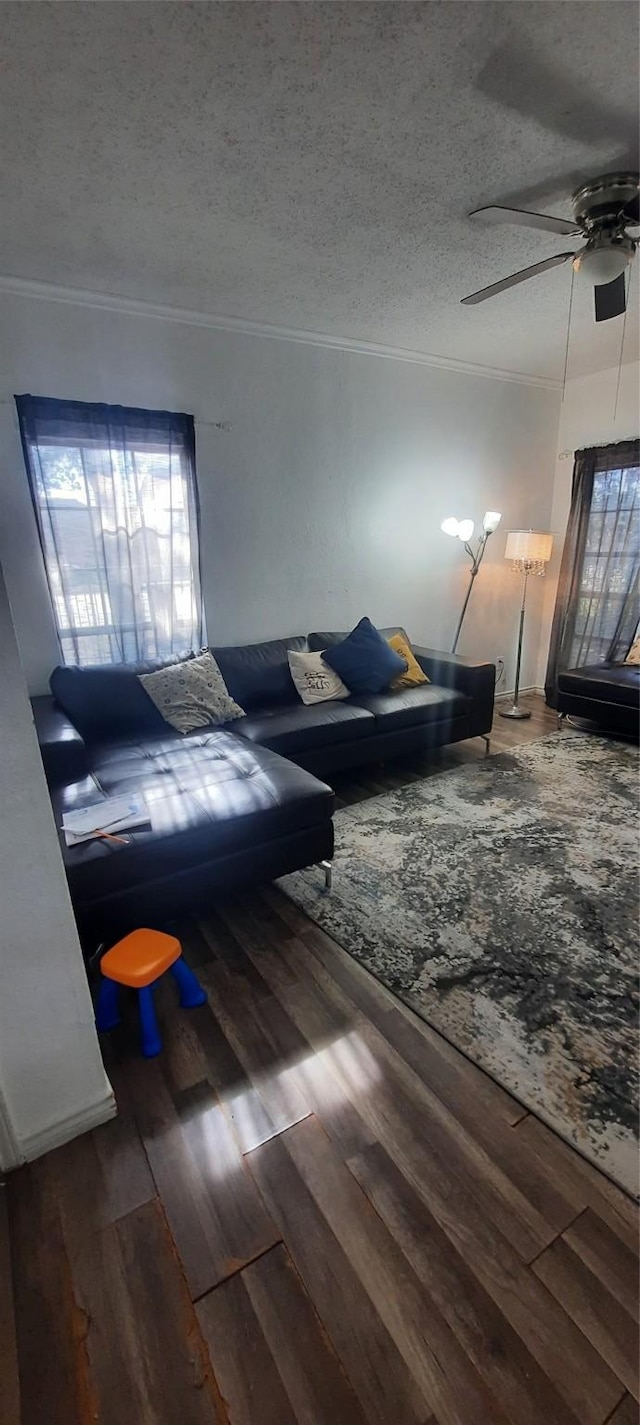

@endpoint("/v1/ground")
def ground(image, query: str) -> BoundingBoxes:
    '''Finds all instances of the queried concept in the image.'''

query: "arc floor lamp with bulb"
[441,510,502,653]
[500,530,554,719]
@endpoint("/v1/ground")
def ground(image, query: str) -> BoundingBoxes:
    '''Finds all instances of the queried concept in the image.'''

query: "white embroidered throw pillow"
[139,651,245,734]
[288,650,350,706]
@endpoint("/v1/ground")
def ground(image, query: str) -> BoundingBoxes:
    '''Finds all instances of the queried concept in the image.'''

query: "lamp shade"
[482,510,502,534]
[504,530,553,565]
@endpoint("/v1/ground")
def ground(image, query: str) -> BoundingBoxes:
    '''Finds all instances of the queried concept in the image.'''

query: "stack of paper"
[62,795,150,846]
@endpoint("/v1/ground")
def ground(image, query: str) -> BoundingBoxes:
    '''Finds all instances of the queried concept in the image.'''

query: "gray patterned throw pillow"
[139,651,245,734]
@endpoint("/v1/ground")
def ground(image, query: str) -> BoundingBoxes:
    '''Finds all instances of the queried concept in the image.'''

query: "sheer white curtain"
[17,396,203,666]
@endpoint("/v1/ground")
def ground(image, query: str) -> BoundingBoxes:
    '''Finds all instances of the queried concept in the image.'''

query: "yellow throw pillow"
[387,634,430,689]
[625,635,640,666]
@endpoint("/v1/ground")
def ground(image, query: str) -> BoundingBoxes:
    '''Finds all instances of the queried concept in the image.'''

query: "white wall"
[536,360,640,686]
[0,568,114,1168]
[0,290,562,697]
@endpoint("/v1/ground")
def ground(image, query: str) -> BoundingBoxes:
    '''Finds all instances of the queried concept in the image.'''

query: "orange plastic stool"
[96,929,206,1057]
[101,929,181,986]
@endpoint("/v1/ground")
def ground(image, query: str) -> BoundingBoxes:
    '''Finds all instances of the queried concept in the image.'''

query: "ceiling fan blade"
[469,205,581,236]
[594,274,627,322]
[461,252,575,306]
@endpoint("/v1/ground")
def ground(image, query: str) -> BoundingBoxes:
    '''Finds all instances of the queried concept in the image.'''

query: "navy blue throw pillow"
[323,617,407,694]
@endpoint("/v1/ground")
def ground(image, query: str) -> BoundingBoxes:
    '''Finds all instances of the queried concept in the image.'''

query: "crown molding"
[0,273,563,391]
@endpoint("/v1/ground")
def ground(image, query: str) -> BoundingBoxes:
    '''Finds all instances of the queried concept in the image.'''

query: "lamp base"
[498,705,531,720]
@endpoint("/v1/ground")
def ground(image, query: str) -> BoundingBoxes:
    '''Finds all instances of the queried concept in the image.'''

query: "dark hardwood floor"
[3,695,638,1424]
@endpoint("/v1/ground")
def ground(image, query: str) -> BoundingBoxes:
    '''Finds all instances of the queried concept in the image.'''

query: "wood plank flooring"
[3,695,638,1424]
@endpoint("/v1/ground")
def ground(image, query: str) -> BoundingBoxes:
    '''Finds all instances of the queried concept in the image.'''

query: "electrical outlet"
[495,657,506,687]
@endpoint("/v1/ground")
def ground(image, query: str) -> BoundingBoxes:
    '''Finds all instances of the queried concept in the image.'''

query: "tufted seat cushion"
[52,729,333,903]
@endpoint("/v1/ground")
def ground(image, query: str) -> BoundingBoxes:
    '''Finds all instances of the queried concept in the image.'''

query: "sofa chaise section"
[32,698,334,944]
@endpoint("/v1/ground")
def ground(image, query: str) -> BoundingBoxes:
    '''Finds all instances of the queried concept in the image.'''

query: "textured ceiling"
[1,1,638,380]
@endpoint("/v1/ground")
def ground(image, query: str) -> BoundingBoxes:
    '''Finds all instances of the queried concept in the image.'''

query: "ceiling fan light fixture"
[572,237,634,286]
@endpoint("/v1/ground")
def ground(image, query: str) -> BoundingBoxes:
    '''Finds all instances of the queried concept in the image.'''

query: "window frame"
[17,394,203,668]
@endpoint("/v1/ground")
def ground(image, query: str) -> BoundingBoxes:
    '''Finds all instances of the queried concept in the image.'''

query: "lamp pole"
[499,566,530,718]
[451,529,491,655]
[499,531,553,719]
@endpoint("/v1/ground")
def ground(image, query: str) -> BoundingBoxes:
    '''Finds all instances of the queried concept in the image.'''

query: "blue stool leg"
[170,956,207,1008]
[96,977,121,1032]
[137,985,162,1058]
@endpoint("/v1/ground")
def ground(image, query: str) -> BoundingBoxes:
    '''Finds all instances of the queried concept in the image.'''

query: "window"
[546,438,640,702]
[569,454,640,668]
[16,396,203,666]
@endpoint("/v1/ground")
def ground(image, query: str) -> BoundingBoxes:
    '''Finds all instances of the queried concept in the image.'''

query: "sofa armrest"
[31,695,90,788]
[412,646,495,736]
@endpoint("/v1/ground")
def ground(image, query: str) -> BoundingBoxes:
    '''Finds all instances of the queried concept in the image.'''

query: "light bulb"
[482,510,502,534]
[457,519,475,542]
[441,517,460,537]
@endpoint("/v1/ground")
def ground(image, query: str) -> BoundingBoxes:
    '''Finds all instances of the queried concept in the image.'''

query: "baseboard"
[17,1088,117,1164]
[0,1090,21,1173]
[495,685,545,701]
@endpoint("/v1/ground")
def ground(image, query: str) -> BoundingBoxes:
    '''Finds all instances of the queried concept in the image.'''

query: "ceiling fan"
[461,172,639,321]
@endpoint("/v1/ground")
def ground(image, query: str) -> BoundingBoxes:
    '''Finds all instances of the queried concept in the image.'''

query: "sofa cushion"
[349,684,467,730]
[233,701,375,755]
[54,730,334,903]
[211,635,307,710]
[323,618,407,694]
[50,660,174,740]
[558,664,640,708]
[309,626,407,651]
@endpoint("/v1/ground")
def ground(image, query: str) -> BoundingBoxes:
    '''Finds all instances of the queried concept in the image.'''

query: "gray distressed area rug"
[280,731,639,1196]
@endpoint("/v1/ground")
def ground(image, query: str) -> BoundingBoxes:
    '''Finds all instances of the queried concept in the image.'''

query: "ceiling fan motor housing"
[571,172,639,231]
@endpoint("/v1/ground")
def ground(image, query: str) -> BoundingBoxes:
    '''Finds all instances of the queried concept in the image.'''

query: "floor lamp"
[441,511,502,653]
[500,530,554,719]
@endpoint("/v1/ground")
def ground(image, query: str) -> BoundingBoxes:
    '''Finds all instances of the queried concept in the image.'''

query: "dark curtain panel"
[545,438,640,706]
[16,395,203,667]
